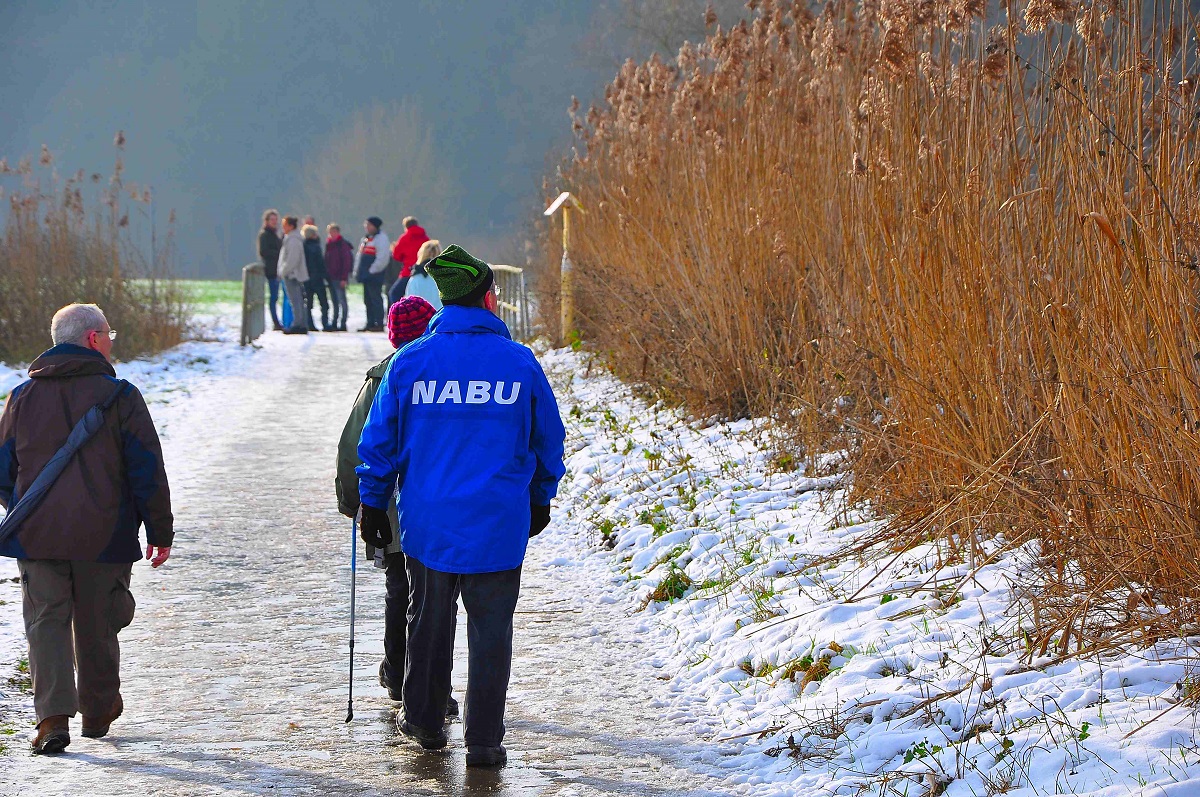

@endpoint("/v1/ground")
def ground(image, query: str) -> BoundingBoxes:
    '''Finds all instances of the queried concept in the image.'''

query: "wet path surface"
[1,327,737,796]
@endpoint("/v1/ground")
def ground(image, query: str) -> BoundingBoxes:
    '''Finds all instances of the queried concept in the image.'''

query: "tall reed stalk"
[0,138,189,364]
[554,0,1200,645]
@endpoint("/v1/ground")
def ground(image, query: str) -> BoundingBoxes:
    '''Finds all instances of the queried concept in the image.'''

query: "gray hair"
[51,303,108,345]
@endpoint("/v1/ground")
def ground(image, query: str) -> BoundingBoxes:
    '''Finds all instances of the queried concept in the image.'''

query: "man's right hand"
[145,545,171,568]
[360,504,393,549]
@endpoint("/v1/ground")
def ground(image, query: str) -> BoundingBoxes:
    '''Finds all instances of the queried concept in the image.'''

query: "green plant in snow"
[646,564,692,603]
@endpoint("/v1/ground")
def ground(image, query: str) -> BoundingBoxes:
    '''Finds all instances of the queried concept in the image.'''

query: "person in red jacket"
[324,223,355,332]
[389,217,430,302]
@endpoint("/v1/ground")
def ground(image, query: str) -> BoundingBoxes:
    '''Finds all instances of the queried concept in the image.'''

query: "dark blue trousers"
[404,557,522,748]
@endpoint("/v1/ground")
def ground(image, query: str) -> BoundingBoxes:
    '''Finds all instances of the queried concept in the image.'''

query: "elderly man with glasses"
[0,303,174,755]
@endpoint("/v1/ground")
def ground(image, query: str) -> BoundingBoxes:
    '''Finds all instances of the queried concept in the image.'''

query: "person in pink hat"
[333,297,458,715]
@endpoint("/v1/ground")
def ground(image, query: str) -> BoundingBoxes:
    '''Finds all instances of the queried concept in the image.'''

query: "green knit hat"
[427,244,494,304]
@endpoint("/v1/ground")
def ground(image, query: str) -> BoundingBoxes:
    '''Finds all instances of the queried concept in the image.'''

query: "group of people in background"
[258,210,442,335]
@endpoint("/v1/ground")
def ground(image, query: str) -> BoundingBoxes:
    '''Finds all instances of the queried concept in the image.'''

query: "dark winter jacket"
[336,354,400,559]
[259,227,282,280]
[303,237,328,283]
[391,225,429,279]
[0,345,174,562]
[325,236,355,282]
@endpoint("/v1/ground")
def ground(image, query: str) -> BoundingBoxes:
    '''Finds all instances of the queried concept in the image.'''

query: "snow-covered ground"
[1,301,1199,795]
[536,347,1200,797]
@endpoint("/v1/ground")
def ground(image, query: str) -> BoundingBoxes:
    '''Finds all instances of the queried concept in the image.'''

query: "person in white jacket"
[403,239,444,311]
[353,216,391,332]
[278,216,309,335]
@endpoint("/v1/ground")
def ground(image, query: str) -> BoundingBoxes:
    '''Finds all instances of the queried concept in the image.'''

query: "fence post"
[544,191,584,347]
[241,262,266,346]
[519,269,530,340]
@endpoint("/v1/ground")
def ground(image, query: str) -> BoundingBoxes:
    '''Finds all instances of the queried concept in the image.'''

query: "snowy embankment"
[538,346,1200,797]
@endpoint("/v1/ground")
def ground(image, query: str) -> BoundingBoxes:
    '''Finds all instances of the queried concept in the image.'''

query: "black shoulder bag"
[0,380,128,547]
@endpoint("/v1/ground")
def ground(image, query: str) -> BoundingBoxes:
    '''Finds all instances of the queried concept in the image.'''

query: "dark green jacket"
[336,353,400,559]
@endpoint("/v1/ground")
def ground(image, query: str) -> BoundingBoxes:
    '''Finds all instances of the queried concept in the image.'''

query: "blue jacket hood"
[424,305,512,339]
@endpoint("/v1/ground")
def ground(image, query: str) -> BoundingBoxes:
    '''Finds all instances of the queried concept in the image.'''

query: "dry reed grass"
[0,138,188,364]
[551,0,1200,647]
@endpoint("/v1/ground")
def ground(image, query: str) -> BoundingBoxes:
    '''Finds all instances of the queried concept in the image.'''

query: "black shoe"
[272,322,284,331]
[466,745,507,767]
[446,696,459,717]
[399,719,448,750]
[379,662,402,702]
[338,324,348,332]
[357,324,373,332]
[282,327,309,335]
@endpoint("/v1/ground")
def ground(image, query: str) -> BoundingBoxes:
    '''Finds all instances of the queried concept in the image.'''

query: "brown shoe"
[82,695,123,739]
[30,716,70,755]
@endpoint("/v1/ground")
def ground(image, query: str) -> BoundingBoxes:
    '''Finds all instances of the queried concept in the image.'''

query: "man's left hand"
[145,545,171,568]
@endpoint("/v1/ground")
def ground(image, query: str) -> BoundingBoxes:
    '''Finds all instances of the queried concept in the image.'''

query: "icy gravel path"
[0,327,738,796]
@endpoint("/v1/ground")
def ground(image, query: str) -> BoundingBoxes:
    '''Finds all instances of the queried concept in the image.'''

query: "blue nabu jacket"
[356,305,566,574]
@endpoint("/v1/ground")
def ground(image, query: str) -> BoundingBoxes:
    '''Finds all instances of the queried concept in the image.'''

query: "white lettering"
[412,380,437,404]
[437,380,462,404]
[466,381,491,404]
[495,381,521,405]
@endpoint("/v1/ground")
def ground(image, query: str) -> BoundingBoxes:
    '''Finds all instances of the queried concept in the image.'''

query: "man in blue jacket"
[356,245,566,768]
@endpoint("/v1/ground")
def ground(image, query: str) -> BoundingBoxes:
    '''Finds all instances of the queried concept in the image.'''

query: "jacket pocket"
[110,580,136,631]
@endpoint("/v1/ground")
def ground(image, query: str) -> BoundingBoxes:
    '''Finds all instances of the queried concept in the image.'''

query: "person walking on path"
[354,216,390,332]
[302,224,332,332]
[279,216,309,335]
[258,209,283,331]
[0,303,174,755]
[324,224,354,332]
[334,296,462,717]
[356,245,566,768]
[388,217,430,305]
[401,240,443,311]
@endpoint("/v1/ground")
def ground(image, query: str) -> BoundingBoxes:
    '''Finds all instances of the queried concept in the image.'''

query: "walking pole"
[346,516,357,723]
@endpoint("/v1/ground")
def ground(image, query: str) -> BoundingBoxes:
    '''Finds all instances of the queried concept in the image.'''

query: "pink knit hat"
[387,296,436,348]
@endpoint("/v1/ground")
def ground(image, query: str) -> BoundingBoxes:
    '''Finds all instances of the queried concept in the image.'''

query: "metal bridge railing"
[241,262,266,346]
[491,264,531,341]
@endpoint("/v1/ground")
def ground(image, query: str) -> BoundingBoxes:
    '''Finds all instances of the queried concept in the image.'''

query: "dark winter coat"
[0,345,174,562]
[259,227,282,280]
[303,237,328,283]
[391,225,429,279]
[336,353,400,558]
[325,236,355,282]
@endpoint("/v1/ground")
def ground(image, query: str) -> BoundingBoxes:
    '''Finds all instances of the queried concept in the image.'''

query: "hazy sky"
[1,1,640,276]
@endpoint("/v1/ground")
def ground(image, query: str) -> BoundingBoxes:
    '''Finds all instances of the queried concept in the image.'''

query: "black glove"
[360,504,393,549]
[529,504,551,538]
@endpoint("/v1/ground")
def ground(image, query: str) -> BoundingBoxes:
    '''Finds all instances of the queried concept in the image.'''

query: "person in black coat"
[258,209,283,330]
[302,225,332,331]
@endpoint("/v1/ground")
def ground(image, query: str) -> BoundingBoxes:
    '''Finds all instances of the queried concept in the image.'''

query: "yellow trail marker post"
[544,191,585,347]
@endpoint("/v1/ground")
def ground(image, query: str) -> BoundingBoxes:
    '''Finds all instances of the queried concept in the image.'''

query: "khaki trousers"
[18,560,135,722]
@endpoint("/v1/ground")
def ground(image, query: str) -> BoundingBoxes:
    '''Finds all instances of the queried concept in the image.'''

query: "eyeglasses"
[96,329,117,341]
